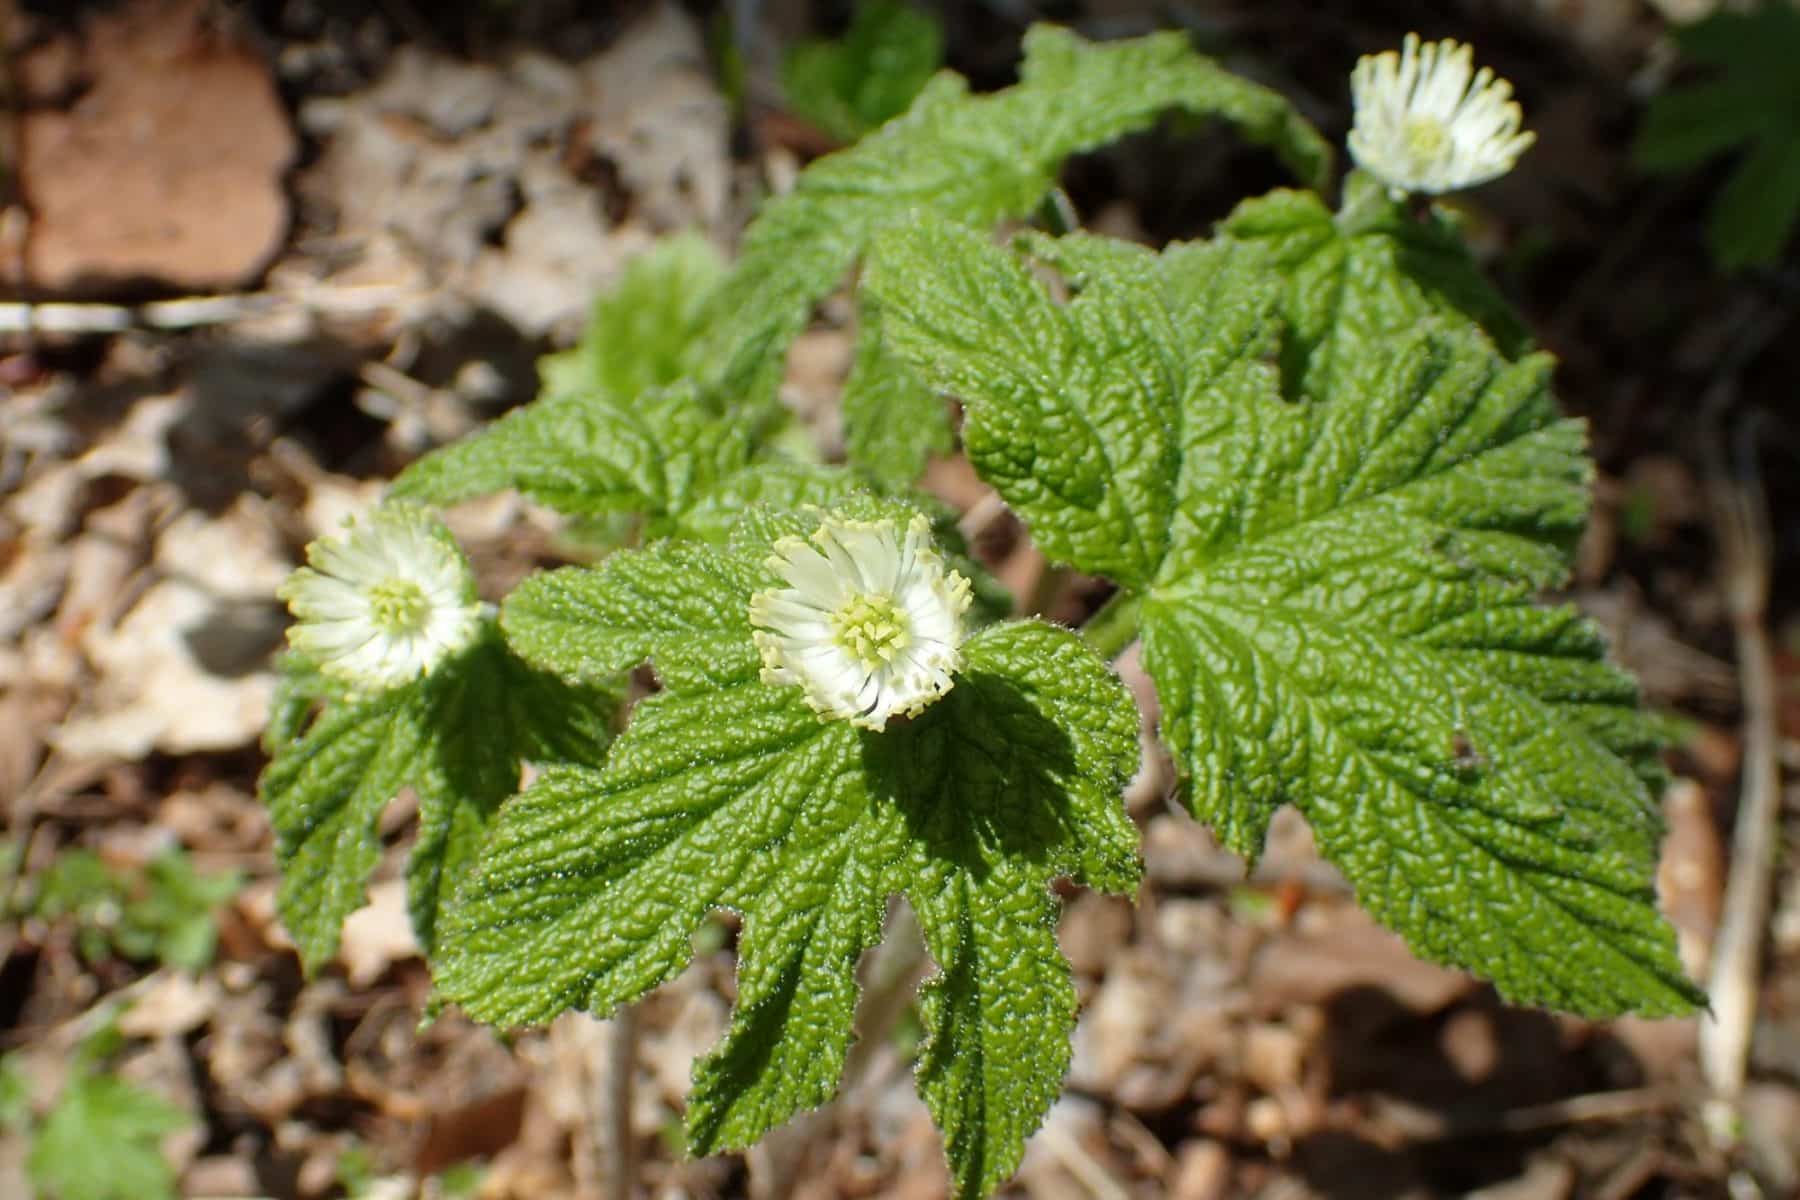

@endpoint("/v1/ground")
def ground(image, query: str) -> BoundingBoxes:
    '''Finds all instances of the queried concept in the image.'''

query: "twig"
[1699,401,1780,1108]
[1035,1117,1132,1200]
[0,283,411,335]
[1358,1086,1679,1145]
[1493,1087,1677,1134]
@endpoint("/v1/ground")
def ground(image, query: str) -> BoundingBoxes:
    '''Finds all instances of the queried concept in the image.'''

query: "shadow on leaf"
[864,668,1080,879]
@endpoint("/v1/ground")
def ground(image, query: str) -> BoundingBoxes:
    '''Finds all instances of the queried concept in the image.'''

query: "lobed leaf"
[258,631,614,968]
[1144,332,1699,1015]
[390,383,749,522]
[260,686,425,971]
[438,514,1140,1196]
[842,295,953,491]
[1633,4,1800,270]
[877,621,1140,1195]
[502,539,767,689]
[434,679,861,1029]
[867,217,1698,1017]
[1220,172,1532,398]
[702,24,1330,404]
[29,1075,189,1200]
[780,0,944,143]
[865,217,1281,588]
[676,460,868,543]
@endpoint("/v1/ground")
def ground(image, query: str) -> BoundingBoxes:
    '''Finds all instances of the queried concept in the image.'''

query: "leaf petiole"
[1079,590,1142,661]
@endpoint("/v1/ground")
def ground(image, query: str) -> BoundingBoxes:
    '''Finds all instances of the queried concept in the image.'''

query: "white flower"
[749,513,973,731]
[1348,34,1535,196]
[279,502,483,691]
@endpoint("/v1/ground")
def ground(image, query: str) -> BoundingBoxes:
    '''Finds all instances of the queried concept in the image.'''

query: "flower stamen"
[367,578,431,636]
[833,593,908,669]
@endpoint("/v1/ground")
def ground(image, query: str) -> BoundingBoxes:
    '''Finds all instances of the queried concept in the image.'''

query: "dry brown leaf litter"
[2,0,1796,1197]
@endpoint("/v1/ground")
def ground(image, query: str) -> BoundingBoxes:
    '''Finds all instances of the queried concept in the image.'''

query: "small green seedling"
[10,1015,191,1200]
[1637,4,1800,270]
[781,0,944,143]
[21,848,241,972]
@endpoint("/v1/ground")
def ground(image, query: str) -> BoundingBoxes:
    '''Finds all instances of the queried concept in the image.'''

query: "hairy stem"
[1333,168,1392,236]
[1080,590,1142,661]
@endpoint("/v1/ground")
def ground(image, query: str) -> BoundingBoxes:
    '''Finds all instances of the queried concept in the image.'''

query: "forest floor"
[1,1,1797,1198]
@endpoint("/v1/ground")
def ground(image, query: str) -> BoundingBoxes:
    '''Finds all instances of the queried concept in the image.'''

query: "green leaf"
[538,234,728,401]
[264,651,342,756]
[123,851,242,971]
[408,639,616,951]
[842,294,953,491]
[676,460,869,543]
[29,1075,189,1200]
[439,511,1139,1196]
[875,621,1140,1194]
[394,234,740,518]
[1633,76,1767,172]
[258,629,614,969]
[24,849,238,970]
[1634,5,1800,270]
[908,862,1068,1196]
[260,683,423,969]
[869,218,1696,1017]
[1221,173,1533,398]
[390,383,750,523]
[1705,133,1800,271]
[503,540,768,690]
[28,850,118,927]
[781,0,944,143]
[702,23,1330,403]
[1138,331,1698,1016]
[864,217,1282,589]
[434,681,854,1027]
[517,478,1010,660]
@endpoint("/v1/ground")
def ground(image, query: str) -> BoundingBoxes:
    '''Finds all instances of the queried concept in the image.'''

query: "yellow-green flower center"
[1403,115,1450,164]
[368,578,430,635]
[831,592,909,672]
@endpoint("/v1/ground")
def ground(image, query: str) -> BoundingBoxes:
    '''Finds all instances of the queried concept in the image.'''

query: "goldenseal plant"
[260,25,1703,1198]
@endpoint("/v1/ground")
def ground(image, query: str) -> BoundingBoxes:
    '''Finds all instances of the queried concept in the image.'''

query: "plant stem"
[602,1007,637,1200]
[1333,169,1393,238]
[1080,590,1142,661]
